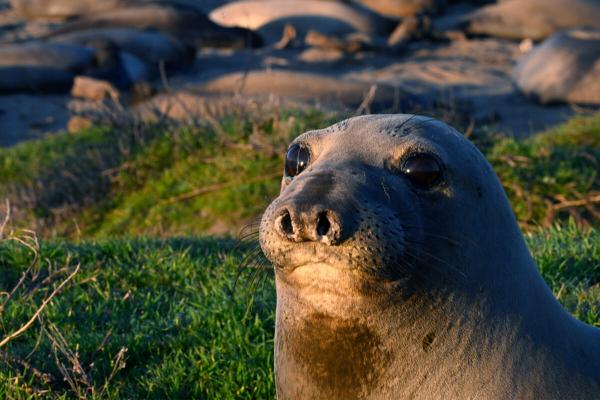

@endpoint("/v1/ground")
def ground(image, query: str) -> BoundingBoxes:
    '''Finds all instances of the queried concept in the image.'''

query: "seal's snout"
[275,206,341,245]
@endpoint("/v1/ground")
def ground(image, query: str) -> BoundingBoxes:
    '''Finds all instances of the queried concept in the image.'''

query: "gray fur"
[259,114,600,399]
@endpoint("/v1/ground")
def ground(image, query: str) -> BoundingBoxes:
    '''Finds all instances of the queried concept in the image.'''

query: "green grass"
[0,109,335,238]
[0,236,275,398]
[487,114,600,230]
[0,111,598,238]
[528,222,600,326]
[0,224,598,398]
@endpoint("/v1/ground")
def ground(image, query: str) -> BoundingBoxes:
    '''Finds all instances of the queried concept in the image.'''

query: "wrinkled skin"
[259,115,600,399]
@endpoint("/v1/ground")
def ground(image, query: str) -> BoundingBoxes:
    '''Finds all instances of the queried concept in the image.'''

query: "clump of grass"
[527,221,600,326]
[487,113,600,230]
[0,111,598,238]
[89,109,332,237]
[0,122,163,235]
[0,230,275,398]
[0,108,335,238]
[0,220,598,398]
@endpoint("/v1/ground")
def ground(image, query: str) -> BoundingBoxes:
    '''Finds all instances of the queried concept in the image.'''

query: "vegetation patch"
[0,223,597,398]
[0,231,274,399]
[487,114,600,230]
[0,112,598,238]
[0,109,335,238]
[0,110,597,397]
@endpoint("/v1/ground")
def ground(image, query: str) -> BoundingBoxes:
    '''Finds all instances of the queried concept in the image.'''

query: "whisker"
[237,231,260,242]
[400,227,464,247]
[246,255,272,271]
[230,249,271,299]
[396,114,418,133]
[232,230,261,252]
[402,248,451,280]
[405,117,437,133]
[398,217,478,249]
[239,248,264,267]
[403,244,466,280]
[239,219,262,237]
[391,258,434,284]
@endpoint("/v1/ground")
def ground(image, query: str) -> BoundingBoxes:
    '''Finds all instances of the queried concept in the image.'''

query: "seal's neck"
[273,253,599,399]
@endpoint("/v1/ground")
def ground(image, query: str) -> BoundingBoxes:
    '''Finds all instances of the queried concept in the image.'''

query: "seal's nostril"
[280,210,294,236]
[316,211,331,237]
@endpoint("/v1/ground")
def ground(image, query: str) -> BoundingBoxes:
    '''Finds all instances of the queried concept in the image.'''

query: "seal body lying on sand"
[259,114,600,399]
[209,0,395,43]
[466,0,600,41]
[10,0,128,19]
[48,2,262,49]
[355,0,444,18]
[49,28,191,68]
[194,70,415,112]
[0,41,96,92]
[513,27,600,105]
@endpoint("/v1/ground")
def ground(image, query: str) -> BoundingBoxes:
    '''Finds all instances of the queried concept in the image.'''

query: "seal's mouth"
[277,261,371,297]
[291,262,341,274]
[269,242,359,274]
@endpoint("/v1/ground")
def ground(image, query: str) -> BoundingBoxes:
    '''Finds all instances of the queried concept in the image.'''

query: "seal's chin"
[291,262,345,279]
[271,244,357,273]
[285,262,349,281]
[277,262,370,308]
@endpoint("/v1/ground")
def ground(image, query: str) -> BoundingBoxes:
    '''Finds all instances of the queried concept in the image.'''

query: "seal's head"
[259,114,600,399]
[260,114,520,293]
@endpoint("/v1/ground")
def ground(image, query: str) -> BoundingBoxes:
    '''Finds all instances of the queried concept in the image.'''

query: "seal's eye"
[401,154,442,187]
[284,143,310,178]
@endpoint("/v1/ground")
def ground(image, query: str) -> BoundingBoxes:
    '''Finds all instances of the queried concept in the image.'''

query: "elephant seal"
[354,0,444,19]
[466,0,600,41]
[47,2,262,49]
[49,28,191,68]
[10,0,128,19]
[209,0,395,44]
[133,70,419,122]
[188,70,418,112]
[512,27,600,105]
[0,41,95,70]
[259,114,600,399]
[0,41,96,92]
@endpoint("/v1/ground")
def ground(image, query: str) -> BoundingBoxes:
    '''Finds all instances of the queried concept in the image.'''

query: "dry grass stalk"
[543,192,600,227]
[0,199,9,239]
[0,264,80,348]
[0,201,129,397]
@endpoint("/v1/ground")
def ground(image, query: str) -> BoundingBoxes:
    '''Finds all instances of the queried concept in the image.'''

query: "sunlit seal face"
[259,114,500,294]
[259,114,505,398]
[258,114,518,398]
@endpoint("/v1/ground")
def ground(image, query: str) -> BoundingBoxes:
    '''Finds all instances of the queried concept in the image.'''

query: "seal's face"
[260,114,491,292]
